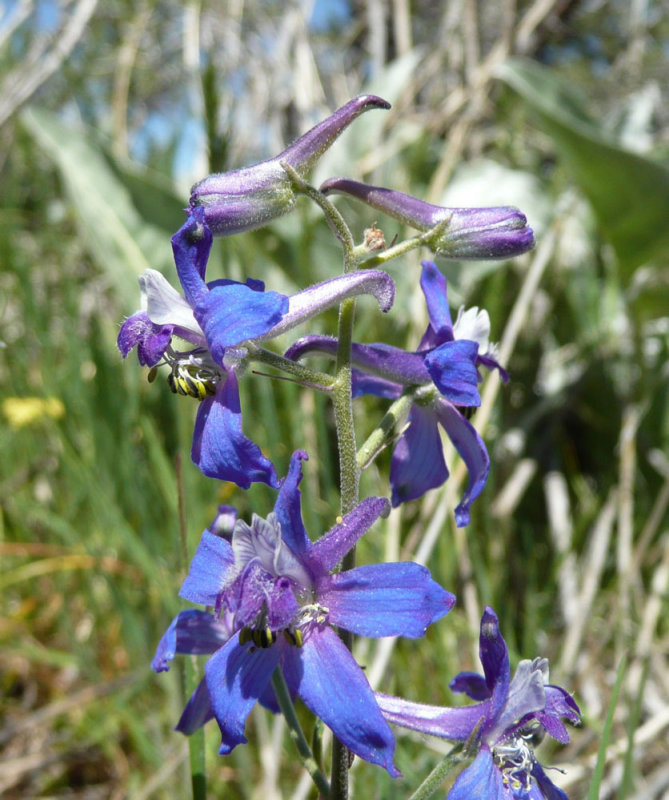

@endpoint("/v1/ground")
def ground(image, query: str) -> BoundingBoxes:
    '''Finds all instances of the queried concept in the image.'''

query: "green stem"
[271,669,331,797]
[356,393,414,470]
[247,344,336,391]
[175,455,206,800]
[333,296,359,515]
[280,161,357,270]
[185,658,207,800]
[408,744,466,800]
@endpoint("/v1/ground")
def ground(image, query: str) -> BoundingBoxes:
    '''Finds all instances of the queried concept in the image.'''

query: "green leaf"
[21,107,177,311]
[498,58,669,278]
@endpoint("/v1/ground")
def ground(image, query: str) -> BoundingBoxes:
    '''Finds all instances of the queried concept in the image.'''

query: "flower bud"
[190,96,391,236]
[320,178,535,260]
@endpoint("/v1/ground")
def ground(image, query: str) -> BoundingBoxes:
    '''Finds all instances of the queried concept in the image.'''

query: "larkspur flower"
[191,95,391,235]
[152,451,455,774]
[118,207,395,488]
[376,607,581,799]
[285,260,506,525]
[320,177,535,260]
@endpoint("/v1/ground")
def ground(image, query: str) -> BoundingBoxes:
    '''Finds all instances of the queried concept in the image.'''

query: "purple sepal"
[320,178,535,261]
[191,372,279,488]
[420,261,454,336]
[319,562,455,638]
[478,353,509,383]
[176,677,215,734]
[283,626,400,777]
[375,692,488,740]
[434,401,490,527]
[281,95,391,174]
[478,608,510,700]
[447,749,503,800]
[171,206,212,305]
[259,270,395,341]
[449,671,491,702]
[532,762,571,800]
[424,339,481,406]
[273,450,311,557]
[389,405,448,506]
[190,96,391,236]
[194,282,289,365]
[286,335,430,387]
[538,686,581,743]
[117,311,173,367]
[205,633,281,754]
[306,496,390,575]
[179,530,235,605]
[352,371,403,400]
[152,610,232,672]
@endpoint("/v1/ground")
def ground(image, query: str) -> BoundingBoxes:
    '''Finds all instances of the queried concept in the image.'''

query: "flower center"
[492,735,535,794]
[237,601,328,652]
[153,346,222,400]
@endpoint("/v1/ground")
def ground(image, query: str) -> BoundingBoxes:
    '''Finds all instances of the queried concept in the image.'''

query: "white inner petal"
[453,306,491,351]
[139,269,203,335]
[232,513,312,589]
[487,658,546,744]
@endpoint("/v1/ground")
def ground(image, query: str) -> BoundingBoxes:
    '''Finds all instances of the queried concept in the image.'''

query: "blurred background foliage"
[1,0,668,797]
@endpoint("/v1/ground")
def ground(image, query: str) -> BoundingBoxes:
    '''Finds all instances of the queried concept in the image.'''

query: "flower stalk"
[271,668,331,797]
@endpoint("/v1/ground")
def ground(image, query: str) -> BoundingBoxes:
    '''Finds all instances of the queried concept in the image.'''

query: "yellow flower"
[2,396,65,428]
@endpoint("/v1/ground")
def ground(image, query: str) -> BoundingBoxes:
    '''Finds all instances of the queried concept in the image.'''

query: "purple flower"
[118,207,395,488]
[153,451,455,774]
[191,95,391,236]
[320,178,535,260]
[376,607,581,799]
[286,261,506,525]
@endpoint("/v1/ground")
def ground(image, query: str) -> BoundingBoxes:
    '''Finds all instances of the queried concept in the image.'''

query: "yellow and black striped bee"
[166,363,218,401]
[239,625,275,649]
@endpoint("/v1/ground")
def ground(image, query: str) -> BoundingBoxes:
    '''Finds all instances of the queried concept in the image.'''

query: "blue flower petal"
[117,311,172,367]
[450,671,491,701]
[273,450,311,557]
[352,370,403,399]
[195,283,289,365]
[478,352,510,383]
[531,762,571,800]
[420,261,454,338]
[152,610,231,672]
[179,531,235,605]
[175,677,215,735]
[284,626,400,776]
[390,405,448,506]
[305,496,390,576]
[424,339,481,406]
[205,632,281,754]
[171,207,212,306]
[447,749,503,800]
[191,371,279,489]
[477,608,511,733]
[319,562,454,638]
[434,400,490,527]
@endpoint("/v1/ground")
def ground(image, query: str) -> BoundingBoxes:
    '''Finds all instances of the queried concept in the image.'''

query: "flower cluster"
[118,95,579,797]
[377,608,581,798]
[153,451,453,772]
